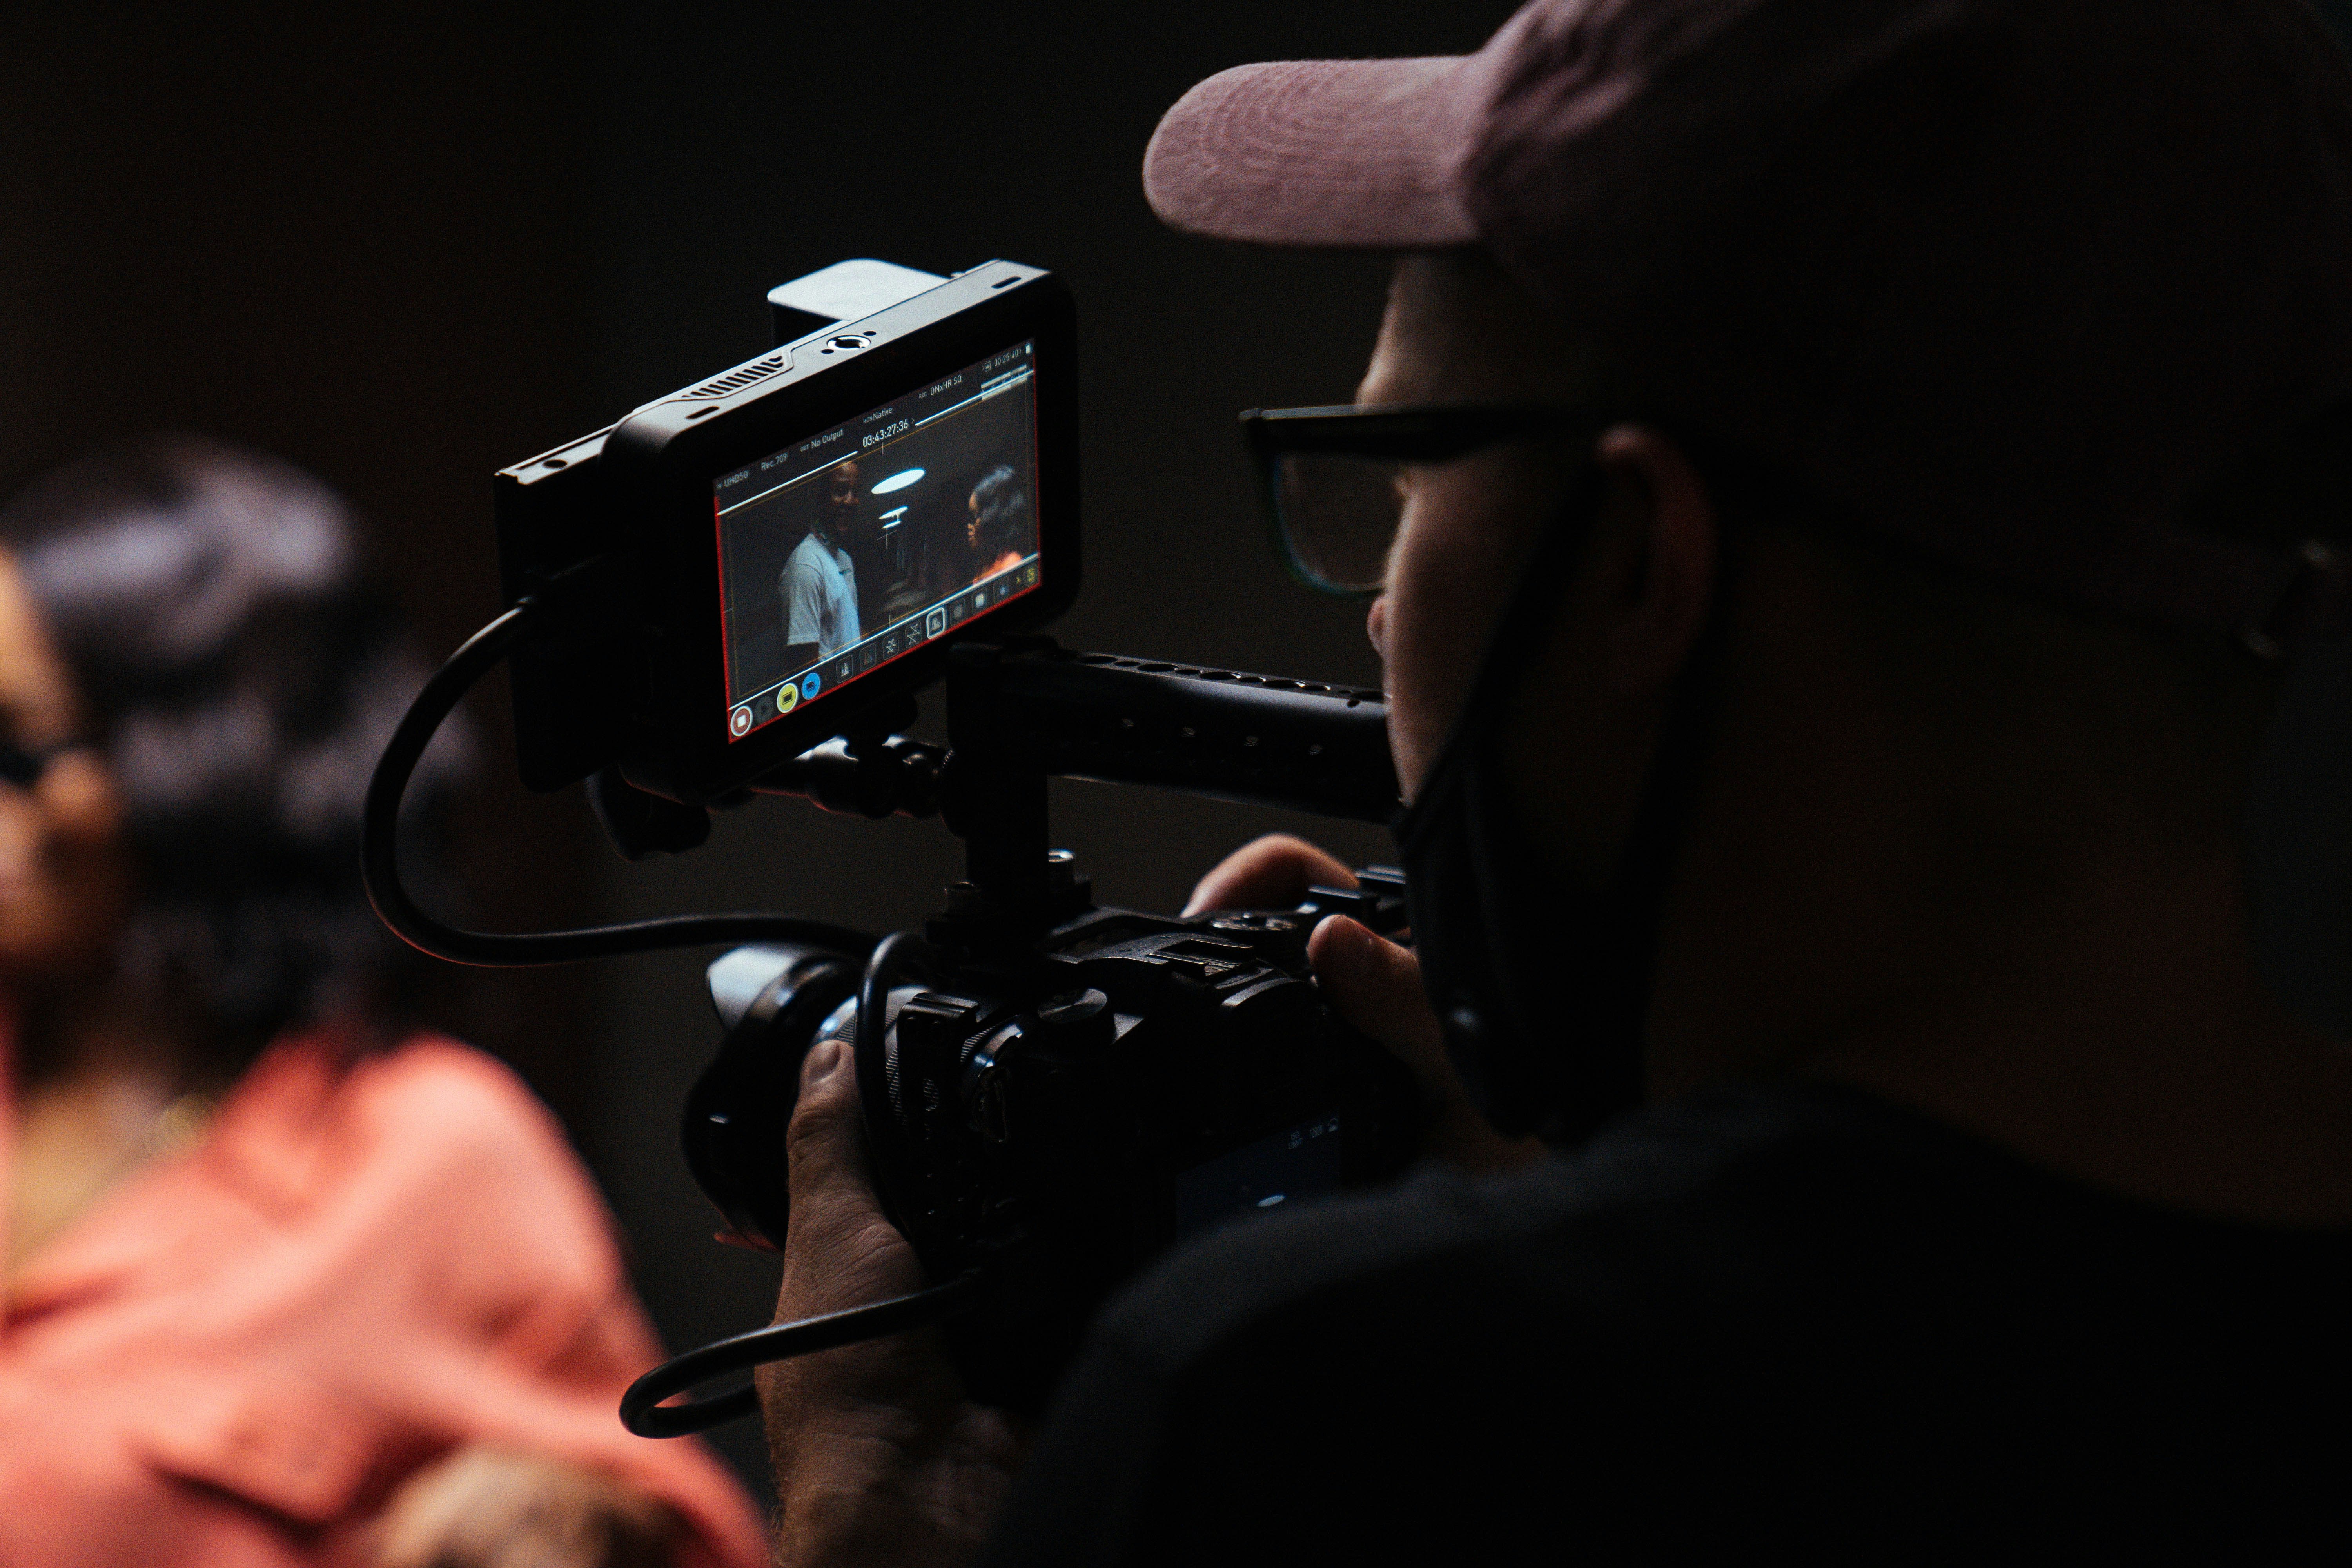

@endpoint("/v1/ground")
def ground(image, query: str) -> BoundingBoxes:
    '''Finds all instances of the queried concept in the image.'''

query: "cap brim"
[1143,57,1484,248]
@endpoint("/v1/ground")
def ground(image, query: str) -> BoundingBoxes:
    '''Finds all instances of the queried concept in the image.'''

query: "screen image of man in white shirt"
[781,458,864,673]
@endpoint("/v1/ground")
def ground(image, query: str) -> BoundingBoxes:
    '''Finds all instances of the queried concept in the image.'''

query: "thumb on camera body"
[777,1040,926,1319]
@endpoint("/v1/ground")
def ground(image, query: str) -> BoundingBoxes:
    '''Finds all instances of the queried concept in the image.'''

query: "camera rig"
[361,260,1417,1434]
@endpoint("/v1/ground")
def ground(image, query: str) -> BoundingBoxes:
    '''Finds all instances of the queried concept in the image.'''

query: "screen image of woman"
[966,463,1032,584]
[0,439,762,1568]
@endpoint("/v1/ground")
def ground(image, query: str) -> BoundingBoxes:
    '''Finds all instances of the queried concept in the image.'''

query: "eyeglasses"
[1240,404,1593,597]
[0,738,87,791]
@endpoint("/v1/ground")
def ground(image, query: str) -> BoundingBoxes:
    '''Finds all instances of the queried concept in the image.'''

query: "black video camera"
[362,259,1419,1432]
[689,867,1417,1412]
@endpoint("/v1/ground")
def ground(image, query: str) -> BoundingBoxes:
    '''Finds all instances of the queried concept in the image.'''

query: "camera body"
[688,867,1418,1409]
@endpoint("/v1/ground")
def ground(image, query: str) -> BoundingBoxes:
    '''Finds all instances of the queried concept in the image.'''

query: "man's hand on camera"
[1186,834,1546,1174]
[756,1039,1025,1568]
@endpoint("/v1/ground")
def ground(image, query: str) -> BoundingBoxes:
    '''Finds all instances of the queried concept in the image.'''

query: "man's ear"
[1591,425,1718,696]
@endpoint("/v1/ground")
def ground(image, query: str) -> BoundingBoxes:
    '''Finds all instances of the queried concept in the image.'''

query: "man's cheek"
[1381,587,1476,793]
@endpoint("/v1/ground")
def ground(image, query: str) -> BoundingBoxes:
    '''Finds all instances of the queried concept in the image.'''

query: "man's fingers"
[1308,915,1443,1064]
[784,1038,873,1206]
[1184,833,1357,916]
[1309,916,1548,1175]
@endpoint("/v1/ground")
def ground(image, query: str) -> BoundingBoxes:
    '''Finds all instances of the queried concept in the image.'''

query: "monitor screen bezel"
[607,270,1078,803]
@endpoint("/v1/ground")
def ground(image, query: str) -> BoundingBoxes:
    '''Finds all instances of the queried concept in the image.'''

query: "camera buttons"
[925,606,947,639]
[729,705,753,736]
[800,670,822,699]
[775,683,799,715]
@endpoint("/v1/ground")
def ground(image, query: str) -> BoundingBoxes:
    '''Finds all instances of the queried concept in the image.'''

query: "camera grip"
[947,645,1398,822]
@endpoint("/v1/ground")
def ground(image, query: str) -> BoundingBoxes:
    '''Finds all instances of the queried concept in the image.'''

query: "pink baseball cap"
[1145,0,2352,642]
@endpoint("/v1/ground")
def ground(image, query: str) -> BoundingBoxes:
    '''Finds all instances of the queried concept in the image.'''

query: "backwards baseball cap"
[1145,0,2352,644]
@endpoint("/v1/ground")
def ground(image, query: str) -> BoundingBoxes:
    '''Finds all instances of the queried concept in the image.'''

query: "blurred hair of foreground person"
[0,439,764,1568]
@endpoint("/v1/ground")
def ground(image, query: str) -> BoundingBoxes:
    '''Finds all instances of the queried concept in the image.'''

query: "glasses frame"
[1239,403,1595,597]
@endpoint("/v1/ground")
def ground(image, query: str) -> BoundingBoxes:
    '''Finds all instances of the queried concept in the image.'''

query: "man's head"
[823,460,862,545]
[1363,247,2293,1098]
[1361,245,2289,849]
[1147,0,2352,1136]
[1152,0,2352,655]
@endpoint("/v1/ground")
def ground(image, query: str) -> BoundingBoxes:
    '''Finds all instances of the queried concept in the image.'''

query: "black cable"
[620,1272,984,1437]
[362,599,876,967]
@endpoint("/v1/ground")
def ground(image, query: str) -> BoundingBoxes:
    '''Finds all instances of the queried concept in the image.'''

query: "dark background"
[7,0,2351,1504]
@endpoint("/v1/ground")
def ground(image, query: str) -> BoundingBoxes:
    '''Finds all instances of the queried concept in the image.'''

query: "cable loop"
[620,1272,984,1437]
[361,598,875,967]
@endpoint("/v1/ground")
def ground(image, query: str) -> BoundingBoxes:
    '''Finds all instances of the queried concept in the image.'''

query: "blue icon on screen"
[800,670,822,700]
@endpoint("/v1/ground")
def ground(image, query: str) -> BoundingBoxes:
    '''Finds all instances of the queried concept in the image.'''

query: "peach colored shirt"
[0,1029,765,1568]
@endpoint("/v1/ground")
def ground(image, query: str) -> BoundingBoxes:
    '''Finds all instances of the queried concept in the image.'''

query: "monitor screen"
[713,339,1042,742]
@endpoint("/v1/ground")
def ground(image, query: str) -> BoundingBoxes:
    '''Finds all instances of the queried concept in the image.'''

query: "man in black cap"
[759,0,2352,1557]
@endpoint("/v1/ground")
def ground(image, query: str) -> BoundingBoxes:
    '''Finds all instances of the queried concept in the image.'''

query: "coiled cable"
[620,1272,984,1437]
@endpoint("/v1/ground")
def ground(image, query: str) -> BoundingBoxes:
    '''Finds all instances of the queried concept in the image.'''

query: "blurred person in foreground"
[755,0,2352,1559]
[0,439,764,1568]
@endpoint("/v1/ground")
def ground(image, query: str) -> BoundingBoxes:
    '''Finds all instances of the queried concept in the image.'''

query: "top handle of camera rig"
[745,637,1399,941]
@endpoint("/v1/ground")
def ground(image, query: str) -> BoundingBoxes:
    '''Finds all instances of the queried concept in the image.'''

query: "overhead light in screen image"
[872,467,925,495]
